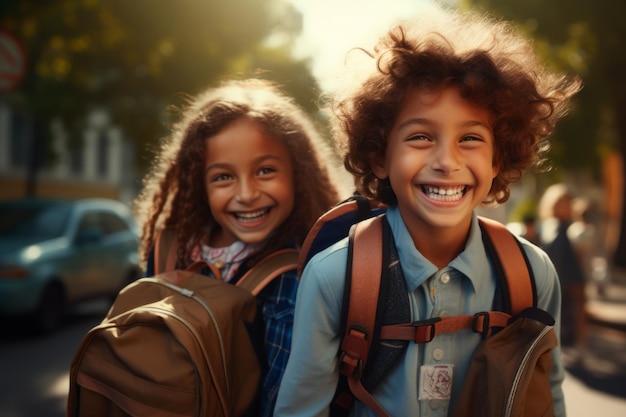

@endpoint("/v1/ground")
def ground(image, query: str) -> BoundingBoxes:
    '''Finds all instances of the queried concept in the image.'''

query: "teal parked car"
[0,198,141,334]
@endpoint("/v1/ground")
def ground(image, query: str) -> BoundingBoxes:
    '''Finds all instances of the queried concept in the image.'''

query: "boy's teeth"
[423,185,466,201]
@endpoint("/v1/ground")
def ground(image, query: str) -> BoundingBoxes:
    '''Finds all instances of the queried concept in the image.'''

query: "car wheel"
[32,284,66,334]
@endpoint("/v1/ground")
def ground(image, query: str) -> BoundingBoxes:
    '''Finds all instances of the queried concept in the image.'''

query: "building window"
[97,131,109,178]
[69,145,84,176]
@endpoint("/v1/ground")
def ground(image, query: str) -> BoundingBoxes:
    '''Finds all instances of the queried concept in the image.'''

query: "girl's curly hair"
[135,78,343,268]
[332,7,582,206]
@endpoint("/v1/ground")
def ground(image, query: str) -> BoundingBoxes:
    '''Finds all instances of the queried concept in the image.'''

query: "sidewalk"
[585,273,626,331]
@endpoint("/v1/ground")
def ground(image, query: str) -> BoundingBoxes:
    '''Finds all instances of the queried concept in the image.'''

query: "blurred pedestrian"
[522,213,541,245]
[539,183,588,359]
[569,197,606,295]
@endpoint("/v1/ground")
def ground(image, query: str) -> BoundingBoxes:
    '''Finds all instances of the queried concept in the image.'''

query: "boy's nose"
[432,143,461,174]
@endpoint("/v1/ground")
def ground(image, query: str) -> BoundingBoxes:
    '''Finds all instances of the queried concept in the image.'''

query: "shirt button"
[440,272,450,284]
[433,348,445,361]
[429,400,440,409]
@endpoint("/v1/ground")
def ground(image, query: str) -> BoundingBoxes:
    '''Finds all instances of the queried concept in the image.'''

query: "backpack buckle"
[472,312,491,338]
[339,324,370,378]
[411,317,441,343]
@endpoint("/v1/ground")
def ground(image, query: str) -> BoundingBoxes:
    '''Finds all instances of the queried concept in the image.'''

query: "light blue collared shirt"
[275,206,565,417]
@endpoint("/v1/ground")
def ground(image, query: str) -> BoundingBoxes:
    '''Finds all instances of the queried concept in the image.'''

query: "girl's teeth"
[236,209,269,222]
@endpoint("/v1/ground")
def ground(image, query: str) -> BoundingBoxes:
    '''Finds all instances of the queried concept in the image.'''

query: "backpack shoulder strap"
[155,228,178,274]
[154,228,223,279]
[298,195,386,276]
[338,215,391,417]
[236,249,300,296]
[478,216,535,314]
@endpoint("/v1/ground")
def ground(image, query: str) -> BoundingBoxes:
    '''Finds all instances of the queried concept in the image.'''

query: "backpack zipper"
[108,279,231,399]
[504,325,553,417]
[148,279,230,392]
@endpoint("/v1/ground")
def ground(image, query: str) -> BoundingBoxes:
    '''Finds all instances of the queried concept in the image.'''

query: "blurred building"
[0,101,138,204]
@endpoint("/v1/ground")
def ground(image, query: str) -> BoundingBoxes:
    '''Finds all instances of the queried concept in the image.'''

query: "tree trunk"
[25,118,44,197]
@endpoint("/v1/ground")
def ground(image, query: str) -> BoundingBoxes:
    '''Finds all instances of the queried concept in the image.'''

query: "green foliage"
[0,0,319,172]
[469,0,626,177]
[508,197,538,224]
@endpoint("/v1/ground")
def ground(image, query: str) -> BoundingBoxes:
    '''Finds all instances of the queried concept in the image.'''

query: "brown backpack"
[66,229,299,417]
[299,196,558,417]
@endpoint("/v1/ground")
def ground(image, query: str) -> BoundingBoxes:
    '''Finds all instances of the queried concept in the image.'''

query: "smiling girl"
[134,78,344,417]
[275,6,581,417]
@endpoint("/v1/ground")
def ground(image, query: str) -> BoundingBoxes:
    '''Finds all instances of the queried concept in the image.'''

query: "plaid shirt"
[256,270,299,417]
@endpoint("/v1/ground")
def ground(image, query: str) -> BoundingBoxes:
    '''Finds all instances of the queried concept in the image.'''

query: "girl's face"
[373,86,499,238]
[204,118,295,247]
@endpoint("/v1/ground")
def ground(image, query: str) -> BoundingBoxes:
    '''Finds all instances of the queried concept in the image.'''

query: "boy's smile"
[373,86,498,250]
[421,185,467,202]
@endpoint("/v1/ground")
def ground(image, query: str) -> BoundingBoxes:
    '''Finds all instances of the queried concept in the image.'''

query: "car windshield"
[0,201,72,239]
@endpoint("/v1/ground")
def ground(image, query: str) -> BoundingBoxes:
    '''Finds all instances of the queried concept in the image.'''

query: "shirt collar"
[386,206,490,293]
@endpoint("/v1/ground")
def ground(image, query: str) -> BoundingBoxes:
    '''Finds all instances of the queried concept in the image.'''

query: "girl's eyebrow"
[205,161,229,172]
[204,154,285,172]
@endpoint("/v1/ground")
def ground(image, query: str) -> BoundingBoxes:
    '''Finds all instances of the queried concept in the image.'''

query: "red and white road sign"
[0,31,25,92]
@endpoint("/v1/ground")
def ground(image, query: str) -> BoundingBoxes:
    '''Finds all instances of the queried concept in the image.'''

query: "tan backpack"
[66,229,298,417]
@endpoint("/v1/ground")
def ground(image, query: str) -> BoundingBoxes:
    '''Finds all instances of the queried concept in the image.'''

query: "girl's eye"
[258,166,277,176]
[210,173,233,182]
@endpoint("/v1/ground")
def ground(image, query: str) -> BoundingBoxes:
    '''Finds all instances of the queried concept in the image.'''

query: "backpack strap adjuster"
[471,311,511,338]
[339,324,370,378]
[410,317,441,343]
[471,312,491,338]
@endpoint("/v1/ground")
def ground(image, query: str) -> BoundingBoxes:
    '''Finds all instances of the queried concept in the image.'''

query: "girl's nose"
[235,179,260,203]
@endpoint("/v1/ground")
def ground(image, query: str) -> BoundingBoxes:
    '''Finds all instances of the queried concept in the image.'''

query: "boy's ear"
[371,156,388,180]
[491,161,500,179]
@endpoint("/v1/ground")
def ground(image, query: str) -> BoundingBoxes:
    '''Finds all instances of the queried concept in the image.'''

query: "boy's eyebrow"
[396,118,491,131]
[396,117,431,130]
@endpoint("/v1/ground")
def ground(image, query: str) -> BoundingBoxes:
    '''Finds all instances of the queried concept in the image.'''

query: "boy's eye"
[406,134,430,142]
[460,135,483,142]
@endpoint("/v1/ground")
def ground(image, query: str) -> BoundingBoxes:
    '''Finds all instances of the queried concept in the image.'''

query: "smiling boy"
[275,6,581,417]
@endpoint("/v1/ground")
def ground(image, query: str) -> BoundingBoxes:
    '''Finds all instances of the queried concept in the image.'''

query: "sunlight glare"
[286,0,441,91]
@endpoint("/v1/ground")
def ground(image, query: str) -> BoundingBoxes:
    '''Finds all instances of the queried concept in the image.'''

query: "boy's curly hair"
[332,7,582,206]
[135,78,343,268]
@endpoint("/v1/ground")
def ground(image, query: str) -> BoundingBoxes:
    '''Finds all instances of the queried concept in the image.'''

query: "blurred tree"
[0,0,320,192]
[463,0,626,267]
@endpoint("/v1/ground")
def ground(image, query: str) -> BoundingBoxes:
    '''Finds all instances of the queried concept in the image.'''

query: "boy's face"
[204,118,295,247]
[373,86,498,236]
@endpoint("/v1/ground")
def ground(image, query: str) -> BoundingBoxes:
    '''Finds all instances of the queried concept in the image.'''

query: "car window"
[100,212,130,235]
[0,203,71,239]
[77,212,101,234]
